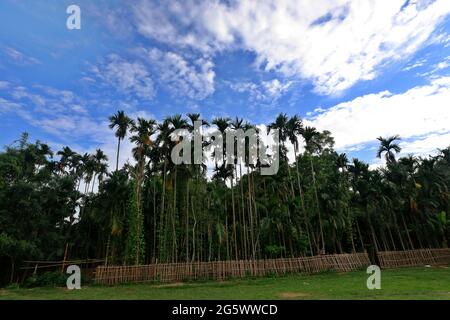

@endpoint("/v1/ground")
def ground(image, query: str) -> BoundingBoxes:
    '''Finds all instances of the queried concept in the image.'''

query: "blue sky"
[1,0,450,168]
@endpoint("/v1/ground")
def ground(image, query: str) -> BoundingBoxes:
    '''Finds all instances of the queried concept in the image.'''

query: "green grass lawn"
[1,267,449,300]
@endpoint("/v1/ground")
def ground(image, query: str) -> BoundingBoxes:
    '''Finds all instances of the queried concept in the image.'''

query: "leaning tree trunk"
[310,155,325,254]
[294,148,314,256]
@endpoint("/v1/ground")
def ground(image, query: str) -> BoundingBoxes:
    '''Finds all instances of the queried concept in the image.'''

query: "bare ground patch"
[279,292,311,299]
[154,282,186,288]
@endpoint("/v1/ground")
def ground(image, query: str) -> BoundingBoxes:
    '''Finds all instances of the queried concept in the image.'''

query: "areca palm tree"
[377,135,401,164]
[286,115,314,254]
[268,113,289,160]
[57,146,76,175]
[336,153,357,252]
[81,153,96,194]
[211,117,231,164]
[212,117,241,259]
[128,117,156,265]
[302,126,326,254]
[230,117,250,258]
[168,114,188,262]
[187,113,209,175]
[156,118,172,261]
[91,149,108,193]
[185,113,209,261]
[109,111,134,171]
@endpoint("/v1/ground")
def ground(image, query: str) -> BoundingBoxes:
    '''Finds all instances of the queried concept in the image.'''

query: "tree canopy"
[1,113,449,285]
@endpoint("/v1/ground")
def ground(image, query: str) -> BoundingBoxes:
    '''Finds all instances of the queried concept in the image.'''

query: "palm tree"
[57,146,76,175]
[230,117,251,258]
[128,117,156,265]
[302,126,325,254]
[336,153,357,252]
[287,115,315,255]
[168,114,188,262]
[268,113,289,160]
[156,118,172,261]
[211,117,231,168]
[109,111,134,171]
[81,153,95,194]
[212,117,240,259]
[186,113,209,261]
[377,135,401,164]
[91,149,108,193]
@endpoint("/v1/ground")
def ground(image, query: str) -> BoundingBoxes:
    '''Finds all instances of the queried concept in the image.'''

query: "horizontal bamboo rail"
[377,248,450,268]
[94,253,370,285]
[20,259,105,270]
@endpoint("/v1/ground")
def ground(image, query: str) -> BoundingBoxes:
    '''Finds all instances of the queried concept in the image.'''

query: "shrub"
[23,271,68,288]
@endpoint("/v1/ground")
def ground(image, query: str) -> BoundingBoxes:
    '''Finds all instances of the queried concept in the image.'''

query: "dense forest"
[1,111,449,283]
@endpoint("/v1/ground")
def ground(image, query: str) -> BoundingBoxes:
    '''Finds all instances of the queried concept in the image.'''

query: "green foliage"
[264,245,284,258]
[125,183,145,265]
[437,211,446,226]
[23,271,68,288]
[1,113,450,287]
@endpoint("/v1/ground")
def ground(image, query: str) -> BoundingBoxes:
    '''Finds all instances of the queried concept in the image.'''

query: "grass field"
[1,267,449,300]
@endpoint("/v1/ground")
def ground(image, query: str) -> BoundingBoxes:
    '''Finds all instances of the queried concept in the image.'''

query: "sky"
[1,0,450,170]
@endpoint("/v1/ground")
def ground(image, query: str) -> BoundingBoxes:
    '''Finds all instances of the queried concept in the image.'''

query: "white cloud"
[0,98,23,114]
[131,0,450,95]
[140,48,215,100]
[6,84,90,116]
[0,82,146,171]
[402,58,427,71]
[400,132,450,156]
[2,46,41,66]
[37,115,135,172]
[418,55,450,78]
[132,1,232,52]
[230,79,293,102]
[0,81,9,90]
[33,85,76,104]
[306,76,450,154]
[263,79,293,97]
[89,54,155,100]
[11,86,46,107]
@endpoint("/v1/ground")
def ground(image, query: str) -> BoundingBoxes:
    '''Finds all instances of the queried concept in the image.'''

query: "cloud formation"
[131,0,450,95]
[141,48,215,100]
[2,46,41,66]
[230,79,293,102]
[307,76,450,154]
[88,54,155,100]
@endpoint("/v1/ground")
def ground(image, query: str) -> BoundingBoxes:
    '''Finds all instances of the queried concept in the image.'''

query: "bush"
[23,271,68,288]
[4,282,20,290]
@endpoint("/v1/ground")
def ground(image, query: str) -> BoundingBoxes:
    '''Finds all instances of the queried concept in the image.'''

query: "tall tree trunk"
[153,178,157,262]
[10,258,15,284]
[159,158,167,261]
[401,214,414,250]
[172,166,178,262]
[91,173,96,193]
[310,156,325,254]
[387,226,396,251]
[191,195,196,263]
[247,167,255,259]
[355,218,365,252]
[186,179,190,262]
[116,138,121,171]
[294,149,314,255]
[230,175,238,260]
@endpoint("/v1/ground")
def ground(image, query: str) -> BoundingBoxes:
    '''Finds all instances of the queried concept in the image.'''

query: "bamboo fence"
[94,253,370,285]
[377,248,450,268]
